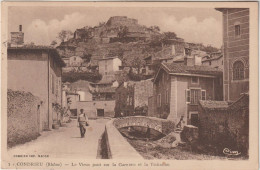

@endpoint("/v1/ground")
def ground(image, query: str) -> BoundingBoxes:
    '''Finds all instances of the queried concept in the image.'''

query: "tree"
[149,26,160,32]
[57,30,73,42]
[117,26,129,38]
[131,55,145,74]
[50,40,57,47]
[99,22,106,27]
[163,32,177,39]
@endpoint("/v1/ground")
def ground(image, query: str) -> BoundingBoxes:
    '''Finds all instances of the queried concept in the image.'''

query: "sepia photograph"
[1,1,259,170]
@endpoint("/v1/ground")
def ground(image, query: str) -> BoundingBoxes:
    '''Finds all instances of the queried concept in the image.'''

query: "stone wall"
[7,90,41,147]
[134,79,153,108]
[198,94,249,155]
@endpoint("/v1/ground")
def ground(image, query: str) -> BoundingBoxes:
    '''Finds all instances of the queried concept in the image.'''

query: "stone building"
[8,46,65,130]
[98,57,122,75]
[150,61,223,126]
[216,8,249,101]
[115,79,153,117]
[202,53,224,69]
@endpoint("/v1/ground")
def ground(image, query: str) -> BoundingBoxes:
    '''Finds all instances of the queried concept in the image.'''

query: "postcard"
[1,1,259,170]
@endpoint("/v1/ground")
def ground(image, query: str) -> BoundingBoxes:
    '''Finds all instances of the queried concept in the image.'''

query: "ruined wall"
[134,79,153,108]
[7,90,41,147]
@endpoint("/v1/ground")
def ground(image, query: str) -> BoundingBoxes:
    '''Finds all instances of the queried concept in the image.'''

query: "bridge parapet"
[104,116,175,159]
[113,116,175,135]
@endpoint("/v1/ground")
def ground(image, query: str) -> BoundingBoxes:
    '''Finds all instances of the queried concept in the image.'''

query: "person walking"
[78,109,87,138]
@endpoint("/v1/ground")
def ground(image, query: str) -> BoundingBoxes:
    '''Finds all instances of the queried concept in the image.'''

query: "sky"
[8,6,223,48]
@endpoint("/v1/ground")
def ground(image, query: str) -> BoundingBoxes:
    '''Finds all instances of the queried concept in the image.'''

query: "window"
[201,90,206,100]
[233,61,244,80]
[222,60,223,65]
[235,25,241,37]
[56,79,58,95]
[50,74,55,94]
[186,89,191,103]
[209,61,212,65]
[188,89,200,104]
[128,96,133,106]
[74,57,76,61]
[191,77,199,84]
[165,89,169,104]
[157,94,161,107]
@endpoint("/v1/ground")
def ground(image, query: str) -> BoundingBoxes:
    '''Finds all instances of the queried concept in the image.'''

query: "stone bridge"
[113,116,175,135]
[104,116,175,159]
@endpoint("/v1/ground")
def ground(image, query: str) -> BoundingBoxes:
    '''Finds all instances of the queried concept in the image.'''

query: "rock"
[180,125,198,143]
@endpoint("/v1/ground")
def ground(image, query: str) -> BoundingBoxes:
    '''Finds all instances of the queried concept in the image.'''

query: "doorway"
[190,112,199,127]
[97,109,104,117]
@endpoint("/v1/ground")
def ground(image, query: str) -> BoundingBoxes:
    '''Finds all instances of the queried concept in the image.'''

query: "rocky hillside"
[56,16,219,68]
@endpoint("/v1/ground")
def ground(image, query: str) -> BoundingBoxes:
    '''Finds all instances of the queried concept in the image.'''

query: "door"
[190,113,199,127]
[97,109,104,117]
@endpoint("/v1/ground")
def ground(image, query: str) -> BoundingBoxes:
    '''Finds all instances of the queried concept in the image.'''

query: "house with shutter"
[150,57,223,126]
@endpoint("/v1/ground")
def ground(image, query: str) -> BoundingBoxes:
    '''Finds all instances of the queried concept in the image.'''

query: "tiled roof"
[162,63,222,76]
[199,100,229,110]
[202,55,223,62]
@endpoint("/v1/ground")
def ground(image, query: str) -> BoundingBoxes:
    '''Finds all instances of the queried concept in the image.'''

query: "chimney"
[184,56,195,66]
[10,25,24,47]
[184,47,195,66]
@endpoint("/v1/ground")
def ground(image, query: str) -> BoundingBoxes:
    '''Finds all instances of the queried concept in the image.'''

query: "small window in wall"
[235,25,241,37]
[209,61,212,65]
[191,77,199,84]
[222,60,223,65]
[201,90,206,100]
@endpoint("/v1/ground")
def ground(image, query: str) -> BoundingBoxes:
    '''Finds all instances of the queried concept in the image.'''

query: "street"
[7,118,110,159]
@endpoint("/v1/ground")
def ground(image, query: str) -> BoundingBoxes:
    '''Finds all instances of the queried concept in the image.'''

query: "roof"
[69,80,91,91]
[162,62,223,77]
[90,87,116,93]
[199,93,249,112]
[98,56,120,61]
[92,75,116,85]
[202,55,223,62]
[199,100,229,111]
[8,46,66,67]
